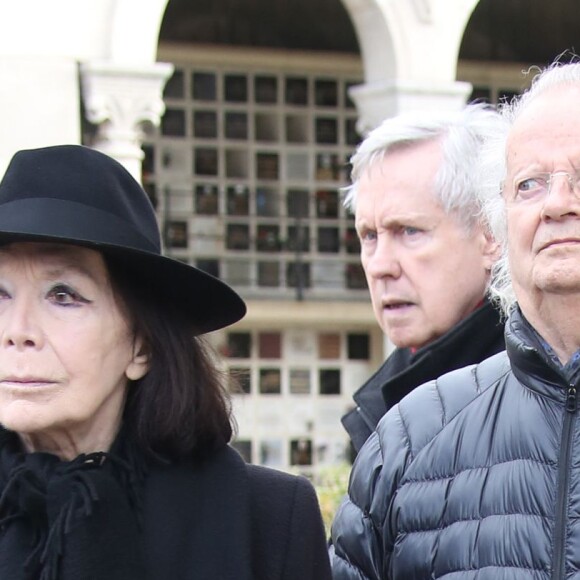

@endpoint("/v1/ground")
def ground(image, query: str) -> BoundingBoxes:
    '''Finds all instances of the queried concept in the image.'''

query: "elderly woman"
[0,145,331,580]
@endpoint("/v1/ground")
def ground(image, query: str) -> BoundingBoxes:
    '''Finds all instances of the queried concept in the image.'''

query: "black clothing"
[330,307,580,579]
[342,299,505,453]
[144,445,332,580]
[0,430,147,580]
[0,429,331,580]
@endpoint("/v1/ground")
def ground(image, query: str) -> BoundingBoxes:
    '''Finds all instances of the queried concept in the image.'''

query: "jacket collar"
[381,299,505,408]
[351,299,504,422]
[343,299,505,451]
[506,307,572,403]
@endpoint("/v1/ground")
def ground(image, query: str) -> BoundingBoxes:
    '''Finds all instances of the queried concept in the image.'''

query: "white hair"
[344,103,504,232]
[478,62,580,316]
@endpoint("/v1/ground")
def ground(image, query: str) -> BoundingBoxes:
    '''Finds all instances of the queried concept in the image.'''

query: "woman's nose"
[0,299,43,350]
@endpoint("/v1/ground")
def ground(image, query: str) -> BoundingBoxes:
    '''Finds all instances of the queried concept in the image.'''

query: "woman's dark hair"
[104,254,234,461]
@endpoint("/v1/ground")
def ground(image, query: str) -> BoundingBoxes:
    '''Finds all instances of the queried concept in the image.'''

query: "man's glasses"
[511,171,580,202]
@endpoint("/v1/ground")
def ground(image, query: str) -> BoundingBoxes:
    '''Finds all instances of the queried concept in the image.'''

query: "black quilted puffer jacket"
[330,307,580,579]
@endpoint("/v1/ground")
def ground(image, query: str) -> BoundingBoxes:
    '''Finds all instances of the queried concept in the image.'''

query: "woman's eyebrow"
[0,246,100,284]
[43,264,96,281]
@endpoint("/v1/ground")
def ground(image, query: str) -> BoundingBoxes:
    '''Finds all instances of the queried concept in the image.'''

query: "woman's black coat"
[143,444,332,580]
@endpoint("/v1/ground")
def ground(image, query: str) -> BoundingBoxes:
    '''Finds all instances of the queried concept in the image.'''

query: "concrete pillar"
[0,55,80,176]
[340,0,481,132]
[350,78,472,135]
[80,60,173,181]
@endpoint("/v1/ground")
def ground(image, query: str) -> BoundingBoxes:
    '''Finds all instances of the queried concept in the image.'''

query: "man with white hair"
[342,104,505,454]
[331,61,580,579]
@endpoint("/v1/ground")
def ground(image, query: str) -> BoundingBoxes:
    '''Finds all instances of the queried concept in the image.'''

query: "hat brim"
[0,145,246,334]
[0,227,246,335]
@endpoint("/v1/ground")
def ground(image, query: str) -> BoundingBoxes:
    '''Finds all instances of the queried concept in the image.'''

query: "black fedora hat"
[0,144,246,333]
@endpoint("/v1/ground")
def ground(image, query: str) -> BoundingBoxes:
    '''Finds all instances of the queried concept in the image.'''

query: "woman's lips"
[0,377,57,388]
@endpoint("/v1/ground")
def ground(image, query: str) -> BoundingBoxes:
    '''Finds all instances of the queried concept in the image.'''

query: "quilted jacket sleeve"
[329,399,415,580]
[329,356,505,579]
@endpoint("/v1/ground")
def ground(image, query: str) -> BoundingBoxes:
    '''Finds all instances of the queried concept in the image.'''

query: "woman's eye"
[48,285,88,306]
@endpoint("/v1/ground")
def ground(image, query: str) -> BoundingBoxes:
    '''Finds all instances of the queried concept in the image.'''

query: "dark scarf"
[0,429,147,580]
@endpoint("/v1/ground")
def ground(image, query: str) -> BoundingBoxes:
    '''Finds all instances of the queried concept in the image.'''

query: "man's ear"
[480,228,501,272]
[125,337,150,381]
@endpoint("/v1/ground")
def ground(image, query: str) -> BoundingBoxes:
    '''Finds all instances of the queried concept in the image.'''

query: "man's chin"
[387,330,427,350]
[533,273,580,295]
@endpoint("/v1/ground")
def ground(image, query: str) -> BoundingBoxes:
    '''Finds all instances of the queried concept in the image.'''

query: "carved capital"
[80,61,173,180]
[349,78,472,134]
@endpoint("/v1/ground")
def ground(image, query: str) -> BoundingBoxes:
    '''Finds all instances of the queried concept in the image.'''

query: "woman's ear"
[125,337,150,381]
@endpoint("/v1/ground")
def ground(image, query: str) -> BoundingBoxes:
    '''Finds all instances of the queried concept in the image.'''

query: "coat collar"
[355,299,504,415]
[343,299,505,453]
[506,307,572,404]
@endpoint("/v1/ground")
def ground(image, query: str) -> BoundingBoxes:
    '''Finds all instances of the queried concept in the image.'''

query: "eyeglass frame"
[508,170,580,202]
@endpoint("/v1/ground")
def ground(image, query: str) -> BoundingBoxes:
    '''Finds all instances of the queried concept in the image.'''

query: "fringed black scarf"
[0,430,147,579]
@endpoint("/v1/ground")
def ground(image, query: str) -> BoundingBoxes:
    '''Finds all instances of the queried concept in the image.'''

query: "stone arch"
[344,0,482,85]
[341,0,480,131]
[459,0,580,65]
[340,0,397,83]
[157,0,360,53]
[108,0,170,64]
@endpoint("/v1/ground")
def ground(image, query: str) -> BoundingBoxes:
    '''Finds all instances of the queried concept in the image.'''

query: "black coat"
[330,308,580,579]
[0,432,331,580]
[143,444,332,580]
[342,299,505,453]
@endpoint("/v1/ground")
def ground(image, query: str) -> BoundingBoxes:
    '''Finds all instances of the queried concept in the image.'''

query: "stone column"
[339,0,480,133]
[350,78,473,135]
[80,61,173,181]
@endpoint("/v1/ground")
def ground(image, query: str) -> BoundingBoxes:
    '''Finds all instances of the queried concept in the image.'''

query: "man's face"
[505,86,580,320]
[355,139,496,349]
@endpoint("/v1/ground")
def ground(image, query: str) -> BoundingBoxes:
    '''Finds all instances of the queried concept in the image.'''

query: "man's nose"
[364,234,402,279]
[541,174,580,221]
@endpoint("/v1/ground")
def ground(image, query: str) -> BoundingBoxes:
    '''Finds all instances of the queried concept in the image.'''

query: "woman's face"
[0,242,149,458]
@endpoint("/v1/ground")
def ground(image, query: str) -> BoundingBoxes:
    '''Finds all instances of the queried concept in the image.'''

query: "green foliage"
[313,462,351,535]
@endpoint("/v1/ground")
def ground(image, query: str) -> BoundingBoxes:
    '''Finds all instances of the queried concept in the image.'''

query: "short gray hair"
[344,103,503,232]
[479,62,580,316]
